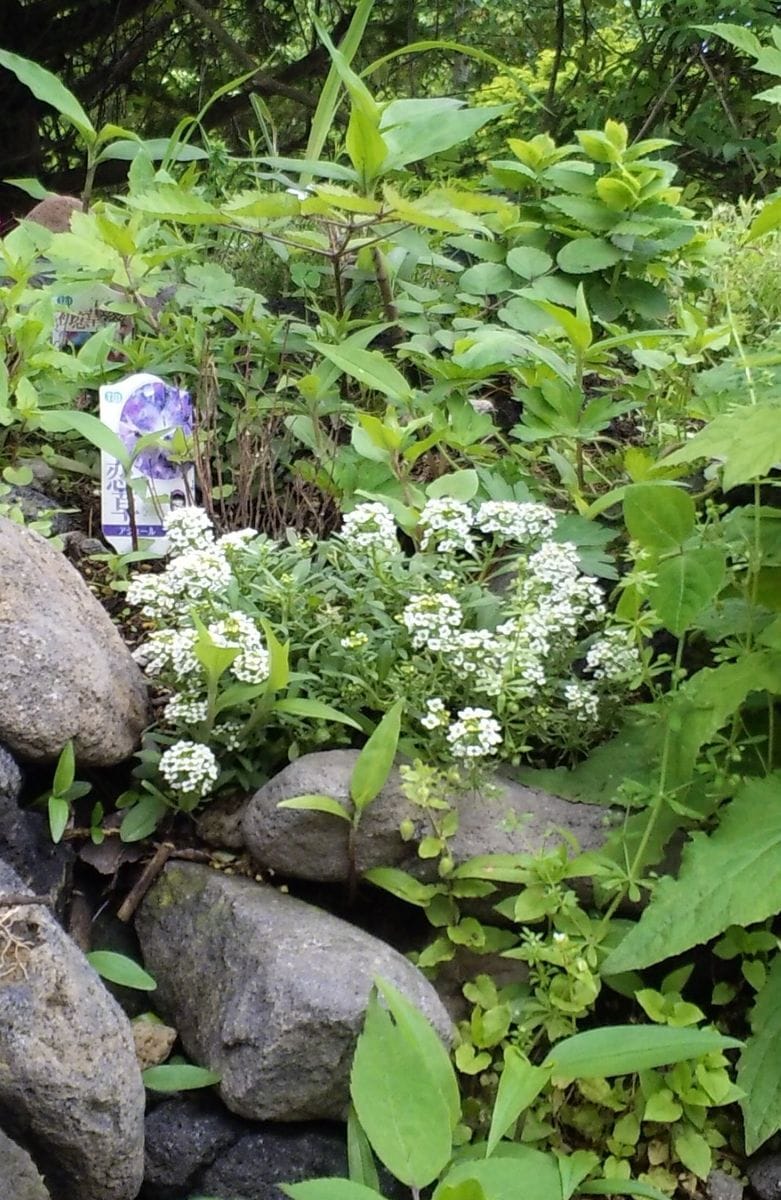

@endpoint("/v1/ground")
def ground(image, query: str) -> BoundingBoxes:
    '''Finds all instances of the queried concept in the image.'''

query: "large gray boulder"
[0,1128,51,1200]
[0,858,146,1200]
[241,749,611,883]
[0,516,149,765]
[136,862,453,1121]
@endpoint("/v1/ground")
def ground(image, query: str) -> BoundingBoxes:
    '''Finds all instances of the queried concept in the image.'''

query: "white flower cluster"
[450,630,508,697]
[400,593,463,651]
[126,545,233,619]
[208,612,270,684]
[584,628,640,683]
[517,542,605,636]
[159,740,219,797]
[339,503,399,555]
[164,693,208,725]
[563,680,600,723]
[445,707,503,759]
[133,629,201,682]
[475,501,557,544]
[340,630,369,650]
[421,697,450,730]
[419,497,475,554]
[164,506,214,555]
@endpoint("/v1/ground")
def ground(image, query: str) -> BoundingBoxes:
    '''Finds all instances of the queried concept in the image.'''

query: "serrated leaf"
[662,406,781,490]
[695,22,762,57]
[653,546,726,636]
[739,952,781,1152]
[623,484,695,550]
[542,1025,740,1082]
[277,795,351,822]
[507,246,554,280]
[557,237,622,274]
[86,951,156,991]
[603,774,781,973]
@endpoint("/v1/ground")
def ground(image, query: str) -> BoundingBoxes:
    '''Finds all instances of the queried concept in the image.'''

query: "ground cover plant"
[2,9,781,1200]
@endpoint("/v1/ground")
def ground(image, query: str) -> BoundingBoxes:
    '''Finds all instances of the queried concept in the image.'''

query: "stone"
[0,1128,51,1199]
[0,857,145,1200]
[195,792,248,850]
[132,1016,177,1069]
[136,862,453,1121]
[0,742,73,913]
[708,1168,744,1200]
[749,1155,781,1200]
[141,1095,240,1199]
[6,484,74,534]
[199,1125,348,1200]
[241,749,610,884]
[0,515,149,765]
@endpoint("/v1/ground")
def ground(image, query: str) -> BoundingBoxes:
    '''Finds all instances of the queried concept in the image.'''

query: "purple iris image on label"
[117,379,192,480]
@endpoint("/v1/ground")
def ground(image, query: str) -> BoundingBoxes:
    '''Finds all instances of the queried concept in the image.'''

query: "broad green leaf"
[375,978,459,1126]
[543,1025,740,1081]
[436,1181,489,1200]
[694,23,763,57]
[662,406,781,490]
[277,795,351,822]
[487,1047,551,1154]
[37,409,131,470]
[222,191,301,219]
[738,951,781,1152]
[623,484,695,550]
[435,1146,562,1200]
[0,50,96,141]
[48,795,69,844]
[603,774,781,973]
[142,1064,221,1092]
[302,0,375,176]
[580,1181,671,1200]
[259,619,289,692]
[96,137,209,163]
[558,1151,600,1200]
[350,699,403,812]
[274,697,362,730]
[459,262,516,295]
[119,793,168,842]
[506,246,554,280]
[748,197,781,240]
[673,1127,711,1179]
[653,546,726,636]
[534,300,592,353]
[86,951,156,991]
[52,740,76,796]
[350,987,453,1188]
[282,1182,383,1200]
[363,868,442,906]
[310,342,412,402]
[426,469,479,502]
[381,102,507,168]
[557,237,622,274]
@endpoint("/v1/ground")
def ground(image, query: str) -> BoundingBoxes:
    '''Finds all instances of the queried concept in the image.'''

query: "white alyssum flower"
[159,740,219,797]
[585,628,641,682]
[208,611,262,650]
[476,500,557,545]
[165,546,234,602]
[163,693,208,725]
[339,502,399,554]
[400,593,463,651]
[164,506,214,555]
[419,497,475,554]
[450,630,508,697]
[233,645,271,684]
[133,629,201,682]
[563,680,600,723]
[217,528,258,554]
[420,697,450,730]
[212,719,245,752]
[446,707,503,759]
[340,630,370,650]
[125,573,179,621]
[518,542,605,633]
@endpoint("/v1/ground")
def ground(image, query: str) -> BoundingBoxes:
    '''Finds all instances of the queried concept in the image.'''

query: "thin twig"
[0,894,52,907]
[117,842,173,923]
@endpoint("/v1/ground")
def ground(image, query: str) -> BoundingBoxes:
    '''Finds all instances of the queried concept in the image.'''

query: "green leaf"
[350,985,453,1188]
[653,546,726,636]
[381,101,507,168]
[435,1147,563,1200]
[347,1106,380,1192]
[459,262,516,295]
[364,867,442,906]
[506,246,554,280]
[426,469,479,502]
[259,619,289,692]
[350,699,403,812]
[48,795,69,844]
[86,951,156,991]
[0,50,96,142]
[37,409,131,471]
[277,795,351,822]
[96,137,209,163]
[580,1180,670,1200]
[120,793,168,842]
[603,774,781,974]
[310,342,412,402]
[142,1064,221,1092]
[662,406,781,491]
[126,184,226,223]
[739,951,781,1152]
[673,1127,711,1180]
[487,1047,551,1154]
[282,1182,384,1200]
[623,484,695,550]
[274,697,362,730]
[543,1025,740,1082]
[302,0,375,177]
[52,740,76,796]
[694,23,763,57]
[557,237,622,274]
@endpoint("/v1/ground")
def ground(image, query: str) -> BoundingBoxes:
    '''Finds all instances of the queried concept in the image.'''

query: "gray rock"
[6,484,74,534]
[136,862,453,1121]
[750,1155,781,1200]
[708,1168,744,1200]
[141,1096,241,1199]
[241,749,610,884]
[0,1128,51,1199]
[0,516,149,765]
[0,858,145,1200]
[199,1125,348,1200]
[0,743,73,913]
